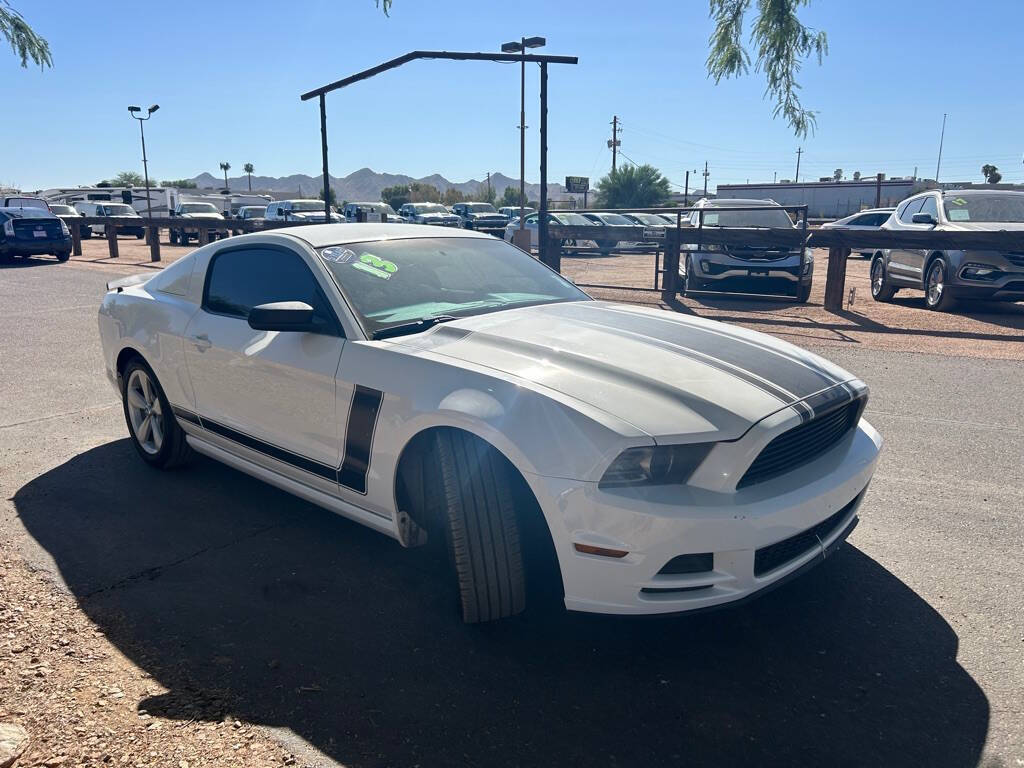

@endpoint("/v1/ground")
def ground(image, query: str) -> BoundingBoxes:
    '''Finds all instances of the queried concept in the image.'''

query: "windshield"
[465,203,497,213]
[552,213,593,226]
[4,197,48,209]
[101,204,137,216]
[629,213,670,226]
[181,203,219,213]
[596,213,634,226]
[697,207,794,228]
[50,205,75,215]
[413,204,449,214]
[943,193,1024,223]
[242,207,265,217]
[290,200,325,212]
[318,237,589,336]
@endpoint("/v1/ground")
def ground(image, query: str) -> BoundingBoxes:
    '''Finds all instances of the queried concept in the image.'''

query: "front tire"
[121,359,192,469]
[870,256,897,302]
[795,282,811,303]
[434,429,526,623]
[55,251,70,262]
[925,257,957,311]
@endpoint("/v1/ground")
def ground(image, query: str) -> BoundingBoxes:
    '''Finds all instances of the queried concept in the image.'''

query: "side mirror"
[247,301,321,333]
[912,212,937,225]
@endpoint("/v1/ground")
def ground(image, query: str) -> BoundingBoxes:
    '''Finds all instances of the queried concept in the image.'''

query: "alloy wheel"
[927,261,945,306]
[126,368,164,455]
[871,260,884,296]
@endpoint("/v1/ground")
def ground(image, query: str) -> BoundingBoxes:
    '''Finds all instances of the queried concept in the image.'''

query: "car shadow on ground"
[0,256,66,268]
[15,441,988,768]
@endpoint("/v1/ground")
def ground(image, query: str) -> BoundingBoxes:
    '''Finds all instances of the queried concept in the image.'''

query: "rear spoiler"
[106,273,152,293]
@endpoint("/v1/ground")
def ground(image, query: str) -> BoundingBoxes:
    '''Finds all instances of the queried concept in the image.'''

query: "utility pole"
[795,147,803,183]
[684,170,690,206]
[486,171,491,202]
[609,115,621,173]
[774,171,777,184]
[935,113,947,182]
[702,161,709,198]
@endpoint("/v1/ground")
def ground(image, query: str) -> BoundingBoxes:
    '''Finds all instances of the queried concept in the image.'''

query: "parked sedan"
[870,189,1024,310]
[582,212,644,254]
[0,207,71,262]
[820,208,894,258]
[679,198,813,302]
[502,211,594,249]
[98,223,880,623]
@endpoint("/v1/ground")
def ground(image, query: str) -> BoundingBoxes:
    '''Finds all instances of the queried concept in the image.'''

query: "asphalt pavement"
[1,257,1021,767]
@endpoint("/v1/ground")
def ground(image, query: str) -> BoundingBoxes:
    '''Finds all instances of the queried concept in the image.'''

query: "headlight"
[684,243,725,252]
[599,444,712,488]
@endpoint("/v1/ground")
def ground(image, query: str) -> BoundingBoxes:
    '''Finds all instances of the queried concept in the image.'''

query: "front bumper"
[683,251,811,294]
[527,419,881,615]
[949,252,1024,300]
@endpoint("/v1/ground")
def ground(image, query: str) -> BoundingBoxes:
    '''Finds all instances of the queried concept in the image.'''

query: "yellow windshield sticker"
[951,197,968,206]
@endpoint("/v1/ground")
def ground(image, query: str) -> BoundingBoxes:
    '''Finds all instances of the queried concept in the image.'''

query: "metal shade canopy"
[300,49,578,269]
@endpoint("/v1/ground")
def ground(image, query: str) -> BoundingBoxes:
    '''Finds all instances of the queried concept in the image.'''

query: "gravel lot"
[1,247,1022,767]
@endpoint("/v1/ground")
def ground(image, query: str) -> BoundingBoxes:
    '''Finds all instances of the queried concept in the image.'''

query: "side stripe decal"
[338,386,384,494]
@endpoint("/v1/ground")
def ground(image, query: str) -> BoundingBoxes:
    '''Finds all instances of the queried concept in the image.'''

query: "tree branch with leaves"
[1,1,51,68]
[707,0,827,136]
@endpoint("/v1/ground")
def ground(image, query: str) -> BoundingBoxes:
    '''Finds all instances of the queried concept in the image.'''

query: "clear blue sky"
[4,0,1023,192]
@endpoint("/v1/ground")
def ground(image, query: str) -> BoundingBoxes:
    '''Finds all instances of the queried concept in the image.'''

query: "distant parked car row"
[0,198,71,262]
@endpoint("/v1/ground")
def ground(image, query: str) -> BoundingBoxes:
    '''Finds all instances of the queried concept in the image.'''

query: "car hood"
[466,212,503,219]
[398,301,860,442]
[181,213,223,219]
[417,212,457,219]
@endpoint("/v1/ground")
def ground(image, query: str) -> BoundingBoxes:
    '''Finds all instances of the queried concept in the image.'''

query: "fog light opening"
[574,543,629,558]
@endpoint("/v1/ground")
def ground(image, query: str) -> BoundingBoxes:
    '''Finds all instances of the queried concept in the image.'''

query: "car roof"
[941,188,1024,197]
[702,198,778,207]
[278,222,495,248]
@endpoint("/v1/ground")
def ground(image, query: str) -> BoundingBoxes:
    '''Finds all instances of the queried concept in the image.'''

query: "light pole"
[502,36,545,233]
[128,104,159,259]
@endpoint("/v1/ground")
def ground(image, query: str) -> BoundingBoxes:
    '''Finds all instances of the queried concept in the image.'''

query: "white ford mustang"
[98,224,881,622]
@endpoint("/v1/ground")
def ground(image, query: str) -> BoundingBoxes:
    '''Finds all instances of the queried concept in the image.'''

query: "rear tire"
[121,358,193,469]
[56,251,70,262]
[433,429,526,623]
[870,256,897,302]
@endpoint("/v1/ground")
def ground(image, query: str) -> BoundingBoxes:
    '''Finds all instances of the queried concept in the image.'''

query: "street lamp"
[501,36,545,233]
[128,104,159,260]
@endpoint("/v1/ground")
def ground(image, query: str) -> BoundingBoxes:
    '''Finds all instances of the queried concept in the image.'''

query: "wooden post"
[106,223,119,259]
[148,225,161,263]
[70,221,82,257]
[662,228,680,301]
[823,246,849,311]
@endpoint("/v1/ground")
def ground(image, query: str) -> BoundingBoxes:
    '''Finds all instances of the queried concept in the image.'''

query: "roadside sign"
[565,176,589,194]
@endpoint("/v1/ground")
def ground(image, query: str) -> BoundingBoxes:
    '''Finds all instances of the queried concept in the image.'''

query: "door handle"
[190,333,212,351]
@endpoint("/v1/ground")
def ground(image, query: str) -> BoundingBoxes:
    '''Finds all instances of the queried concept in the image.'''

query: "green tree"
[982,164,1002,184]
[219,162,231,191]
[2,1,51,69]
[243,163,254,191]
[706,0,827,137]
[501,186,528,208]
[112,170,144,187]
[380,184,411,209]
[594,164,671,209]
[408,182,441,203]
[833,168,843,182]
[317,187,338,206]
[161,179,197,189]
[442,187,466,206]
[478,182,497,205]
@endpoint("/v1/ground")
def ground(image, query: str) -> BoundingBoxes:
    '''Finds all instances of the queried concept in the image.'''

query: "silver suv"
[679,198,812,302]
[870,189,1024,311]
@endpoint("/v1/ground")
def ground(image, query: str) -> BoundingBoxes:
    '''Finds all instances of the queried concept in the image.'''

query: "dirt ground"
[69,235,1024,360]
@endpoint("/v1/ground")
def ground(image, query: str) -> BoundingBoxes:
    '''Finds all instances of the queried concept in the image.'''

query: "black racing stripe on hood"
[582,305,840,401]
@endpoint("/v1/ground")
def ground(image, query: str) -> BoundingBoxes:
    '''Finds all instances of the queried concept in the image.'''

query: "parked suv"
[169,202,226,245]
[679,198,812,302]
[398,202,462,227]
[264,199,343,224]
[451,202,508,235]
[74,201,146,239]
[0,207,71,262]
[342,201,401,222]
[870,189,1024,310]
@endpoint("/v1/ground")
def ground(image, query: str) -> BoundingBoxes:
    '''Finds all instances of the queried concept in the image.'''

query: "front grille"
[727,247,799,262]
[738,398,862,488]
[754,491,862,576]
[1004,252,1024,268]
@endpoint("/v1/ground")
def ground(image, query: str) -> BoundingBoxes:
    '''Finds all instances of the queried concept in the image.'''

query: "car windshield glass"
[289,201,323,212]
[50,206,74,215]
[630,213,668,225]
[943,193,1024,223]
[318,237,589,337]
[181,203,218,213]
[699,207,793,227]
[598,213,634,225]
[553,213,592,225]
[102,204,136,216]
[413,204,448,214]
[242,208,265,217]
[465,203,497,213]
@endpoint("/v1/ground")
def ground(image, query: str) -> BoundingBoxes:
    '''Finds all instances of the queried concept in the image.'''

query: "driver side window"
[203,247,340,335]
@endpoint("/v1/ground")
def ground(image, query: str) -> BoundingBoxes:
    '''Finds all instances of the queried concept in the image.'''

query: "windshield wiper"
[372,315,459,340]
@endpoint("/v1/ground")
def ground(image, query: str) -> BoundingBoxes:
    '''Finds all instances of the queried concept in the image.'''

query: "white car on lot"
[820,207,895,258]
[98,224,881,623]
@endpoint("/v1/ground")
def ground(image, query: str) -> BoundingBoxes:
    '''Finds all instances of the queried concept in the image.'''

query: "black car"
[0,208,72,262]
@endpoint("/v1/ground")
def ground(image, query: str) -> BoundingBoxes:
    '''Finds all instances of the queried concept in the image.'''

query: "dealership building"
[714,178,930,218]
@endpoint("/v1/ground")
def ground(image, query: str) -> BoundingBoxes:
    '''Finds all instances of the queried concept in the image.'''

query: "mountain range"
[190,168,565,202]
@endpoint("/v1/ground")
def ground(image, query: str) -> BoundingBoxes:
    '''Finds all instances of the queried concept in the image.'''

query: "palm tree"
[243,163,254,191]
[219,162,231,191]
